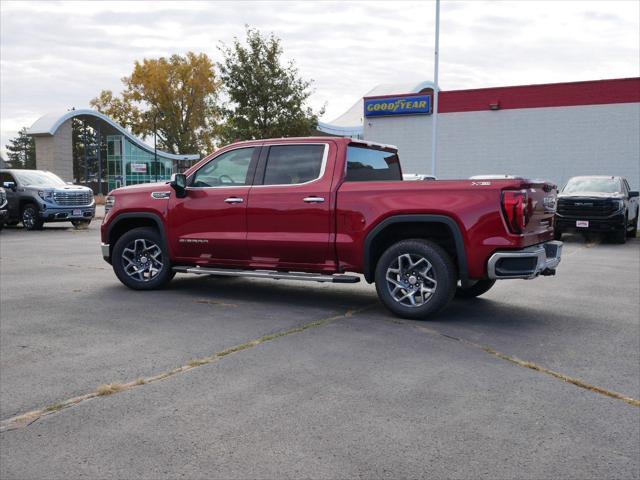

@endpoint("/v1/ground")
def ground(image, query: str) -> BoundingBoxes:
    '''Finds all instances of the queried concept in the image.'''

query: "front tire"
[112,227,173,290]
[611,214,627,244]
[374,239,457,320]
[627,214,638,238]
[22,204,44,230]
[456,279,496,299]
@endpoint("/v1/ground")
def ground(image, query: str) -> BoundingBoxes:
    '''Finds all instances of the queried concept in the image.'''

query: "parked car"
[403,174,437,181]
[100,137,562,320]
[555,175,639,243]
[0,169,95,230]
[470,174,519,180]
[0,187,8,230]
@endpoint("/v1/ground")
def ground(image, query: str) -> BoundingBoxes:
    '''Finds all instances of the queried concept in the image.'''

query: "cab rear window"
[346,146,402,182]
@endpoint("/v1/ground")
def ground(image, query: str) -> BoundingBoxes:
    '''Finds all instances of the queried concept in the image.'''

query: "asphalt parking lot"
[0,223,638,479]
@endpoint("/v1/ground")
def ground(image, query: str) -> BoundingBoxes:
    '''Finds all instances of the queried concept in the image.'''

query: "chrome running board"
[172,266,360,283]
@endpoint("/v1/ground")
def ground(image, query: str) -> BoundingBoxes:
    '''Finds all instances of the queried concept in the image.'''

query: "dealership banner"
[131,163,148,173]
[364,95,432,117]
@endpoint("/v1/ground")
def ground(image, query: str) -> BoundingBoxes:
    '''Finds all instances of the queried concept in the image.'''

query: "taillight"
[502,190,530,234]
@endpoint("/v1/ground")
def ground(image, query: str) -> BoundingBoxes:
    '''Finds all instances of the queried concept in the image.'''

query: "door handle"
[303,196,325,203]
[224,197,244,204]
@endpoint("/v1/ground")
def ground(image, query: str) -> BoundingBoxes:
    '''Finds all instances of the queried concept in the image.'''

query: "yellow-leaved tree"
[90,52,220,157]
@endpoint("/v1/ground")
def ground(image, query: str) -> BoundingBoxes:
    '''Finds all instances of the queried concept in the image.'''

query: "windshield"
[14,171,66,187]
[562,177,620,194]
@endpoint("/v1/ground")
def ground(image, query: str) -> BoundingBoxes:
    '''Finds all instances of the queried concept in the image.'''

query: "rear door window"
[346,146,402,182]
[262,144,326,185]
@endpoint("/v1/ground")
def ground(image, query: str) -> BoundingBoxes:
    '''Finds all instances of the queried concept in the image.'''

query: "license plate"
[73,209,82,216]
[576,220,589,228]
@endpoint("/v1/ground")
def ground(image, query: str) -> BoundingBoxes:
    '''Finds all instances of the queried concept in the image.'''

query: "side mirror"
[3,181,16,191]
[170,173,187,198]
[629,191,639,198]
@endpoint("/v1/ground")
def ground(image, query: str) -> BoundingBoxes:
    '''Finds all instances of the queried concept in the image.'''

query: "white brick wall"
[364,102,640,189]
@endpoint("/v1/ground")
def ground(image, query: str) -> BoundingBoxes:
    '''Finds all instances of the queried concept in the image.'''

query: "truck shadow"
[168,274,378,310]
[164,274,564,333]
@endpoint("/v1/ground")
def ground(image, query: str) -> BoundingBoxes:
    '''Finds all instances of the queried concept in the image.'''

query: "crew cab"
[555,175,639,243]
[100,137,562,319]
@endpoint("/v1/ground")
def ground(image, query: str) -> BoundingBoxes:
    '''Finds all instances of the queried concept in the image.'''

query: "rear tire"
[374,239,456,320]
[112,227,173,290]
[456,279,496,299]
[21,204,43,230]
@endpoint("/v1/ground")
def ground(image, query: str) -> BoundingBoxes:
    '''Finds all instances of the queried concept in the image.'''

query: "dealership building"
[318,77,640,188]
[26,77,639,191]
[27,109,199,193]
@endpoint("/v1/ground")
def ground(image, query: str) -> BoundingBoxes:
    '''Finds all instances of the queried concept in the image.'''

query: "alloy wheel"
[121,238,164,282]
[22,208,36,229]
[385,253,438,307]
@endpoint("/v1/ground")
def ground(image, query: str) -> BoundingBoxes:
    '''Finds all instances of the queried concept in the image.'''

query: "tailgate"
[522,181,557,235]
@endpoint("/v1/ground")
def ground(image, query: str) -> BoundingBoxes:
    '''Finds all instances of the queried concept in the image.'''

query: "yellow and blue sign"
[364,95,432,117]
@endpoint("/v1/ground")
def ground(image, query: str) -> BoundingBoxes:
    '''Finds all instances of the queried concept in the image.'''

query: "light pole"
[153,112,158,183]
[431,0,440,178]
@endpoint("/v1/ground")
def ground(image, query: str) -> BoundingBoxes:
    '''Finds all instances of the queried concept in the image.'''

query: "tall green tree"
[72,119,105,185]
[90,52,220,156]
[218,27,322,143]
[5,127,36,169]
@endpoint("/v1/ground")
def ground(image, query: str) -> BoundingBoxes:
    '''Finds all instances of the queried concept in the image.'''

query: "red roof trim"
[438,77,640,113]
[364,92,434,101]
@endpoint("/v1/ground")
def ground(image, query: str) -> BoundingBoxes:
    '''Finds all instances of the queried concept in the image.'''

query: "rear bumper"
[487,241,563,280]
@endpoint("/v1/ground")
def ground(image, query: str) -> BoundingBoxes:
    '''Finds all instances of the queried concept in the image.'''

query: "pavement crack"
[0,303,376,433]
[411,324,640,408]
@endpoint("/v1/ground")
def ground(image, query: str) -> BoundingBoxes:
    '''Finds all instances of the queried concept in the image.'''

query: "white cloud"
[1,0,638,156]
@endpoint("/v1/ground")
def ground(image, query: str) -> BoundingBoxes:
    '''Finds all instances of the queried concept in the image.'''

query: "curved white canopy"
[28,109,199,161]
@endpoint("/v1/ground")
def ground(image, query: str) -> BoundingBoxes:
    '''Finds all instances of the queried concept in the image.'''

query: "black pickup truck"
[555,176,639,243]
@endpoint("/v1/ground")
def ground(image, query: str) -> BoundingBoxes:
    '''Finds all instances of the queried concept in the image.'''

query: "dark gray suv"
[0,169,95,230]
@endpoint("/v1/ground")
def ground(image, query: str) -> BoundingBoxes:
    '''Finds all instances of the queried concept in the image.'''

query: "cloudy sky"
[1,0,638,156]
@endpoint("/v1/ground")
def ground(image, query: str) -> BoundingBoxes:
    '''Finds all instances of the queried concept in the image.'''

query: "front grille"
[557,199,619,218]
[53,190,93,206]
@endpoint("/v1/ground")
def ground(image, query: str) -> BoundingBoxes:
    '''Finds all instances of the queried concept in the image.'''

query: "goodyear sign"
[364,95,432,117]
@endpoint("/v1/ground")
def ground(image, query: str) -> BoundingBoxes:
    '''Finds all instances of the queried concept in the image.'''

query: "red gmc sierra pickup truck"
[100,137,562,319]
